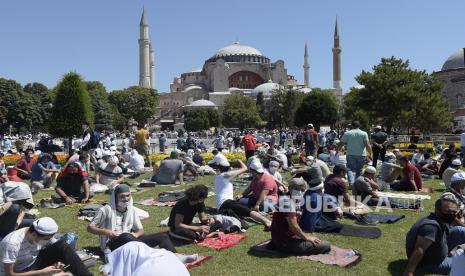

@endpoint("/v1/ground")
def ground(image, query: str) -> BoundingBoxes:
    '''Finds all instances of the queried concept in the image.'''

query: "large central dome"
[442,48,465,71]
[213,41,263,58]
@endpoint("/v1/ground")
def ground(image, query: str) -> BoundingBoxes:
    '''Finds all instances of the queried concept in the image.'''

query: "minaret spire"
[303,42,310,88]
[332,16,341,90]
[139,8,153,89]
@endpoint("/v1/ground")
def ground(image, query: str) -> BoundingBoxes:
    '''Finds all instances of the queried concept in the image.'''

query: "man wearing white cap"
[371,125,388,168]
[96,151,124,189]
[208,149,230,170]
[441,172,465,226]
[442,159,462,190]
[353,166,380,205]
[240,159,278,212]
[0,217,91,276]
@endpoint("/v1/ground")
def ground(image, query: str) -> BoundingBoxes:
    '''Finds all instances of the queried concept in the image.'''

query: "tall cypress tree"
[49,72,94,154]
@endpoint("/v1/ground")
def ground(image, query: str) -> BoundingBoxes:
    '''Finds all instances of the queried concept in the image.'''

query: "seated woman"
[30,153,60,194]
[0,179,35,238]
[96,153,124,189]
[270,181,331,255]
[52,162,91,205]
[239,160,278,212]
[87,184,176,253]
[168,185,210,241]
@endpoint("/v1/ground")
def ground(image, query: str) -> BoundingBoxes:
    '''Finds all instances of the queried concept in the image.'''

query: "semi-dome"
[442,48,465,71]
[214,41,263,58]
[187,99,216,107]
[183,85,204,92]
[251,81,283,97]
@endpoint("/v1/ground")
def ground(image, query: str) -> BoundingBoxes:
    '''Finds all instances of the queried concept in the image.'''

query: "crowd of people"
[0,120,464,275]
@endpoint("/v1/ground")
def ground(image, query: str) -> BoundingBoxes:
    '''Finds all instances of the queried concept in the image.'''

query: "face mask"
[108,156,119,166]
[291,190,304,199]
[268,167,277,174]
[118,201,129,209]
[438,212,456,224]
[306,162,312,166]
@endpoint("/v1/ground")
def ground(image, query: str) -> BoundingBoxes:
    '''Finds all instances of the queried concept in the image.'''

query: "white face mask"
[291,190,304,199]
[118,201,129,209]
[306,161,313,166]
[268,167,277,174]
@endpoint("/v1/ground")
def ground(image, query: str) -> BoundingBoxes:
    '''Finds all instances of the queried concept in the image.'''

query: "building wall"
[435,69,465,110]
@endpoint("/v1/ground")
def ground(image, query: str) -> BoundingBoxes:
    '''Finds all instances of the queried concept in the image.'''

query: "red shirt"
[250,173,278,203]
[271,211,300,242]
[242,134,255,151]
[16,158,35,173]
[403,163,423,190]
[306,129,320,145]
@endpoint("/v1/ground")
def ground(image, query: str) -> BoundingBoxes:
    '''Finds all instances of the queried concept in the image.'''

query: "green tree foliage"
[24,82,48,95]
[264,88,304,129]
[85,81,114,131]
[49,72,94,152]
[109,86,159,125]
[344,57,451,132]
[294,89,339,128]
[223,95,261,129]
[184,108,220,131]
[256,92,265,114]
[0,78,44,133]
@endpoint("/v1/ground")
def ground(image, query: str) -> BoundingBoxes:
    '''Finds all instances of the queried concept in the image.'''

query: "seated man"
[323,164,357,217]
[214,160,271,229]
[52,162,91,205]
[291,156,324,188]
[266,160,288,194]
[0,217,92,276]
[0,180,35,239]
[168,185,210,241]
[96,153,124,189]
[353,166,381,206]
[87,184,176,253]
[179,152,199,178]
[442,159,462,190]
[404,198,465,275]
[271,182,331,255]
[317,147,331,163]
[239,160,278,212]
[420,158,440,176]
[14,149,35,180]
[441,172,465,226]
[208,149,230,170]
[192,149,205,166]
[128,149,145,173]
[391,155,423,191]
[151,151,184,185]
[379,152,402,184]
[30,153,60,194]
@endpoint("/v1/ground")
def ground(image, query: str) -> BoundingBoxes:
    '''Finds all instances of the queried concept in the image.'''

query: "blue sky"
[0,0,464,93]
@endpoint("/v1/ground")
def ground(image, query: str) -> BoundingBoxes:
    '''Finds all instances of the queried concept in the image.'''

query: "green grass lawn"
[32,174,444,276]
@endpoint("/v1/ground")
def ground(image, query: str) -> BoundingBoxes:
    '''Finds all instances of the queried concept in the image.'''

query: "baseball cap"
[249,160,265,173]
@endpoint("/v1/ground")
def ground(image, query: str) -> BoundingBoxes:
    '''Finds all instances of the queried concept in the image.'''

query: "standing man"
[242,131,256,160]
[371,125,388,168]
[135,124,150,166]
[304,124,319,158]
[80,122,98,173]
[337,121,373,187]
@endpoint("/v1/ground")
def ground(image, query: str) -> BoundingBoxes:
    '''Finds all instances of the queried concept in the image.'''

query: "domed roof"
[297,87,312,93]
[442,48,465,71]
[188,99,216,107]
[251,81,283,97]
[214,41,263,58]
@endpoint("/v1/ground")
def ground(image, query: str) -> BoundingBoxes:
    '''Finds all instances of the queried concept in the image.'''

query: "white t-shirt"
[0,228,44,273]
[214,171,240,209]
[209,153,230,167]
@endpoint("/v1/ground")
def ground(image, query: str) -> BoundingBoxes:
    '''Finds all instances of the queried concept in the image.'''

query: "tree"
[85,81,114,131]
[109,86,159,125]
[24,82,48,95]
[345,57,451,132]
[222,95,261,129]
[294,89,339,128]
[49,72,94,153]
[256,92,265,114]
[264,88,304,129]
[184,108,220,131]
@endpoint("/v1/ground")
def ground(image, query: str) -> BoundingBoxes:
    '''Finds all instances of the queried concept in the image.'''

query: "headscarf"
[2,181,34,208]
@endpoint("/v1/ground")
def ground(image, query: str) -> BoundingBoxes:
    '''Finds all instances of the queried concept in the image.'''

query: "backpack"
[305,131,315,147]
[89,131,100,149]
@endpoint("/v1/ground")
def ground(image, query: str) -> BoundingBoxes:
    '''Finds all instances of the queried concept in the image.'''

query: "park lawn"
[33,174,444,276]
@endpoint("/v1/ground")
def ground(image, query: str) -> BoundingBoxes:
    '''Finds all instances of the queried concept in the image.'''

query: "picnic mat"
[250,240,361,267]
[137,198,177,207]
[364,212,405,224]
[377,191,431,201]
[337,225,382,239]
[197,233,246,250]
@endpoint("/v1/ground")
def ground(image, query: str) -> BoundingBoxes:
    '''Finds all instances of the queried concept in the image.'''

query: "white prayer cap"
[364,166,377,174]
[33,217,58,235]
[451,172,465,183]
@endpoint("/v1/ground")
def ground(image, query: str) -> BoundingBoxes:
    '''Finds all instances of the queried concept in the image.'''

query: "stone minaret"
[332,17,341,90]
[139,8,152,89]
[149,43,155,89]
[303,42,310,88]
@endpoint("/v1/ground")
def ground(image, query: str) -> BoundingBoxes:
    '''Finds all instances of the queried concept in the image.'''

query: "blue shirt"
[341,128,369,156]
[30,161,56,181]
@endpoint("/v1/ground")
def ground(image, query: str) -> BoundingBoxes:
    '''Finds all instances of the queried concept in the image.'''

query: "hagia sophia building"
[137,10,343,128]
